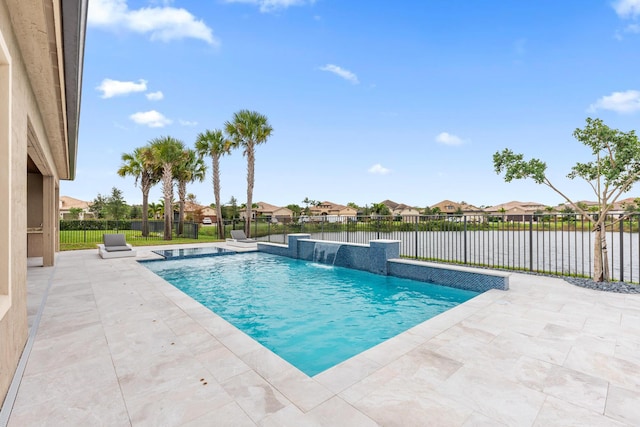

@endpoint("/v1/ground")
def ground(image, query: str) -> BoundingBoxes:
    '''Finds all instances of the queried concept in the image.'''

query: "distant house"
[380,200,420,221]
[309,201,358,218]
[59,196,93,220]
[182,202,209,223]
[255,201,294,222]
[430,200,483,218]
[484,201,548,222]
[200,206,217,223]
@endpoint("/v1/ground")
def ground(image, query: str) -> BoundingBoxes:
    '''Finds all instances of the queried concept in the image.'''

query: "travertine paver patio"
[5,243,640,426]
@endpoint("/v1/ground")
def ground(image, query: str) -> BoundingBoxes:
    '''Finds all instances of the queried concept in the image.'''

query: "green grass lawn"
[59,229,221,251]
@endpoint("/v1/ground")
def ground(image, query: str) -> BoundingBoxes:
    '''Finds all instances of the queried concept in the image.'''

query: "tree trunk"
[178,181,186,236]
[141,188,149,237]
[245,145,255,238]
[213,156,224,239]
[593,224,605,282]
[162,164,173,240]
[601,225,610,281]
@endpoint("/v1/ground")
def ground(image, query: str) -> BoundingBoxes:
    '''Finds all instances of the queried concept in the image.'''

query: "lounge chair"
[226,230,258,247]
[98,233,137,259]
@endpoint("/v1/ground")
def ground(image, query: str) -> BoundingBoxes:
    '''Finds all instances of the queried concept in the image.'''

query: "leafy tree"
[150,136,186,240]
[561,206,576,222]
[129,205,142,219]
[347,202,359,210]
[225,110,273,237]
[227,196,239,220]
[105,187,128,221]
[302,197,315,215]
[117,145,160,236]
[68,207,83,219]
[286,204,301,217]
[174,148,206,236]
[90,194,108,219]
[195,129,231,239]
[493,117,640,282]
[371,202,390,216]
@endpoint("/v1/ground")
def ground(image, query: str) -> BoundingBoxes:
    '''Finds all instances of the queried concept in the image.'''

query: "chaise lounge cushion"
[98,234,137,258]
[103,234,132,252]
[229,230,257,242]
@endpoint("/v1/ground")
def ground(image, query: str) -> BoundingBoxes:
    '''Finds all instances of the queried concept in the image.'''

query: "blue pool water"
[143,252,478,376]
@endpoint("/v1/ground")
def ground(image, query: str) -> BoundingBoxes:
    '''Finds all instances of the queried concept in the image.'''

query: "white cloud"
[178,119,198,126]
[588,90,640,114]
[130,110,172,127]
[88,0,218,46]
[146,91,164,101]
[96,78,147,98]
[223,0,315,13]
[614,0,640,18]
[368,164,391,175]
[319,64,359,84]
[435,132,464,146]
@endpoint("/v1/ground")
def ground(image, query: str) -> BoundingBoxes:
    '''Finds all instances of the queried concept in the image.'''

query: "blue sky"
[62,0,640,209]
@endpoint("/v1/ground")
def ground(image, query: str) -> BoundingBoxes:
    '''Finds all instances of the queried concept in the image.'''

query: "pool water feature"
[312,241,342,265]
[143,252,479,376]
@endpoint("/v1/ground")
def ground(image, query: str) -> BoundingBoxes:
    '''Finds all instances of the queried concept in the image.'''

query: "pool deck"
[5,243,640,426]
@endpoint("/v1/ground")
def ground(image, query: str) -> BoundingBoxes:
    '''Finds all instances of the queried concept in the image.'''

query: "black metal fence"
[59,219,199,245]
[251,214,640,283]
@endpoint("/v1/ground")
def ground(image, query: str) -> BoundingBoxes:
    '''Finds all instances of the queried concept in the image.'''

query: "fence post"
[529,217,533,272]
[463,216,468,265]
[620,215,624,282]
[414,216,419,259]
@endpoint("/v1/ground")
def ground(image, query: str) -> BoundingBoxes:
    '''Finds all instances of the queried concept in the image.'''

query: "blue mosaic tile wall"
[387,261,509,292]
[258,235,508,292]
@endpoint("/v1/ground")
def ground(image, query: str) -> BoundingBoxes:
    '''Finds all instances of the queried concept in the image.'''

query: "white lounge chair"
[98,233,137,259]
[226,230,258,247]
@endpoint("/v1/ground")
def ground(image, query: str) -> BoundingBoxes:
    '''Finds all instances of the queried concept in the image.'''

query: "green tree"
[150,136,186,240]
[371,202,390,216]
[105,187,128,221]
[286,204,301,217]
[195,129,231,239]
[347,202,359,210]
[225,110,273,237]
[148,202,161,219]
[68,207,83,219]
[129,205,142,219]
[174,148,206,236]
[493,117,640,282]
[227,196,239,220]
[117,146,160,236]
[90,194,108,219]
[302,197,316,215]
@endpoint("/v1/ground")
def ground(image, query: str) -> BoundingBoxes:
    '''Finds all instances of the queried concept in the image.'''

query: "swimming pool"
[143,252,479,376]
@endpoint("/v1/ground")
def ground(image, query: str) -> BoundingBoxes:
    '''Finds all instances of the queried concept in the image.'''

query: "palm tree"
[148,202,161,219]
[195,129,231,239]
[149,136,186,240]
[225,110,273,237]
[117,146,160,236]
[174,148,206,236]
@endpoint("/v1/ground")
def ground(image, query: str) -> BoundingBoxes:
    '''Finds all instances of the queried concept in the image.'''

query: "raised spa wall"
[257,233,509,292]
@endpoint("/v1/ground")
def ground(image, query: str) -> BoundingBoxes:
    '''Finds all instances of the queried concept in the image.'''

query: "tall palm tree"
[117,146,160,236]
[225,110,273,237]
[195,129,231,239]
[149,136,186,240]
[174,148,206,236]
